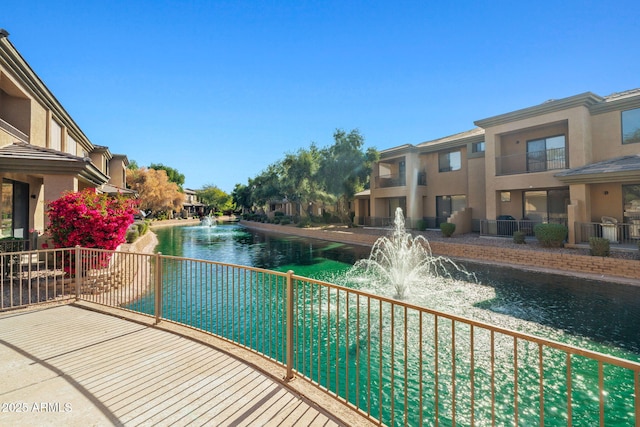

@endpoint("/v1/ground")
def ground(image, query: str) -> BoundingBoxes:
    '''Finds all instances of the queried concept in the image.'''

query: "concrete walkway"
[0,305,346,427]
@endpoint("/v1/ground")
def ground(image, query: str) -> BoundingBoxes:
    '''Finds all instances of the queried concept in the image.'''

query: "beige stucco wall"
[467,156,486,221]
[590,110,640,161]
[589,184,623,222]
[29,100,47,147]
[484,105,592,219]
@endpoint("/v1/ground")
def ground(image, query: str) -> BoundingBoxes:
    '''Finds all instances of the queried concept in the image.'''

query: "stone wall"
[240,221,640,282]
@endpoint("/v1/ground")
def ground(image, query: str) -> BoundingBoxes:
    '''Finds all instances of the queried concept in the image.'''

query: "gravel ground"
[321,225,640,261]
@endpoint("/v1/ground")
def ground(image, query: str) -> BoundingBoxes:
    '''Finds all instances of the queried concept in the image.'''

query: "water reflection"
[154,224,640,357]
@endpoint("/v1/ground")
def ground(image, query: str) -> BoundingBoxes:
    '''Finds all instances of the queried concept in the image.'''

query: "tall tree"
[231,183,253,213]
[280,144,326,216]
[127,159,139,170]
[197,184,234,214]
[250,163,285,209]
[318,129,378,225]
[126,168,185,216]
[149,163,185,190]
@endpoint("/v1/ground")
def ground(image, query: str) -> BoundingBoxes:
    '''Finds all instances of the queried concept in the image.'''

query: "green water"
[140,224,640,426]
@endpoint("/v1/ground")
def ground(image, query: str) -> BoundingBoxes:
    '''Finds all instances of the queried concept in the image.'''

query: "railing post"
[75,246,81,301]
[285,270,295,381]
[154,252,163,325]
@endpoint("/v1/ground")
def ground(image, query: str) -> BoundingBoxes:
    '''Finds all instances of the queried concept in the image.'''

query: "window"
[438,150,461,172]
[526,135,566,172]
[50,119,61,151]
[523,189,569,223]
[1,180,12,239]
[472,141,485,153]
[436,195,466,226]
[66,135,77,156]
[622,108,640,144]
[398,160,406,186]
[501,191,511,202]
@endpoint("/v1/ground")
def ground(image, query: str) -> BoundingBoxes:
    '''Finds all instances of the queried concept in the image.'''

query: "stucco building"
[0,29,131,246]
[360,89,640,245]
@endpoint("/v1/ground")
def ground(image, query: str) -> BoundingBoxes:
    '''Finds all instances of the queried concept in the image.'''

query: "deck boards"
[0,305,343,426]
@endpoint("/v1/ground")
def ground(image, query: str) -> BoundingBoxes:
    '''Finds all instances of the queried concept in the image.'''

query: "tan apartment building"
[360,88,640,246]
[0,29,132,247]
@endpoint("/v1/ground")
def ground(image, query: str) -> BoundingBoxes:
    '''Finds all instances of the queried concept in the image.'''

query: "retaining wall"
[240,221,640,283]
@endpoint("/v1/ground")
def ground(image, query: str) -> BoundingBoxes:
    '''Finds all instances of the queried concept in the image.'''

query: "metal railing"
[375,174,406,188]
[0,117,29,143]
[2,247,640,426]
[0,238,30,252]
[576,221,640,246]
[480,218,568,237]
[496,147,566,176]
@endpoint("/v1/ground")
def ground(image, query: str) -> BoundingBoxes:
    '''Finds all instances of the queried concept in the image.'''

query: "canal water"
[150,223,640,425]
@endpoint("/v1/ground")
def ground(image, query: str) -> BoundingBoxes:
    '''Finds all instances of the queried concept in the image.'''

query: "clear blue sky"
[3,1,639,192]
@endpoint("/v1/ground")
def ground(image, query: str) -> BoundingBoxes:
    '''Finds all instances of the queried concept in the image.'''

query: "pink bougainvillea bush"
[46,188,139,275]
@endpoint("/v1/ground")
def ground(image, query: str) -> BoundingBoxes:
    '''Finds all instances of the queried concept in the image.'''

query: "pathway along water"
[146,222,640,425]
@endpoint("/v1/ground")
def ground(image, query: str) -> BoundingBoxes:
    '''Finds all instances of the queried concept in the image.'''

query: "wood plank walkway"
[0,305,347,426]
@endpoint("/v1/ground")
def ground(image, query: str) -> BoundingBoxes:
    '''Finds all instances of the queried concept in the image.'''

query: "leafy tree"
[126,167,185,216]
[149,163,185,190]
[318,129,378,225]
[280,145,327,216]
[127,159,139,170]
[231,183,252,213]
[250,163,285,209]
[197,185,234,214]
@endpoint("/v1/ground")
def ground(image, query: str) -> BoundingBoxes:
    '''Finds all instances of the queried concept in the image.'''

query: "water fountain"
[350,207,473,298]
[200,215,216,227]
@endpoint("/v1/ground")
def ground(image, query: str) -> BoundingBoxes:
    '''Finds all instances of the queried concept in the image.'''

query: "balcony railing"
[496,147,567,176]
[375,174,405,188]
[480,218,567,237]
[575,221,640,246]
[0,117,29,143]
[2,247,640,426]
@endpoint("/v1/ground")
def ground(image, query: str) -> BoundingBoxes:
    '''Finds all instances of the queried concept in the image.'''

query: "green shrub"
[274,211,285,217]
[513,230,526,244]
[280,218,291,225]
[416,219,427,231]
[589,237,610,257]
[134,220,149,236]
[533,223,567,248]
[440,222,456,237]
[297,217,312,228]
[126,228,139,244]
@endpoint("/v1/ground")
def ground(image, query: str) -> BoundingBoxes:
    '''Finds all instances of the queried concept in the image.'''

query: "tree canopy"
[233,128,378,225]
[126,167,184,216]
[197,184,234,214]
[149,163,186,190]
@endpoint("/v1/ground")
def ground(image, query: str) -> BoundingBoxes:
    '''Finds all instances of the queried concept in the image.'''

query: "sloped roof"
[0,142,109,186]
[555,154,640,183]
[417,127,485,148]
[99,183,137,196]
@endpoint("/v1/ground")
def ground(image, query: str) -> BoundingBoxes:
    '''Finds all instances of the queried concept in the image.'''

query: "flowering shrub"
[46,189,138,275]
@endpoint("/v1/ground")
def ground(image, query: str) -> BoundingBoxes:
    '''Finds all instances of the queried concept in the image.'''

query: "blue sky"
[3,1,639,192]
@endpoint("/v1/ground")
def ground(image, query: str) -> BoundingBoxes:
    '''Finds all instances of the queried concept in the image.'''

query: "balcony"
[2,246,639,426]
[375,173,405,188]
[0,117,29,143]
[496,147,566,176]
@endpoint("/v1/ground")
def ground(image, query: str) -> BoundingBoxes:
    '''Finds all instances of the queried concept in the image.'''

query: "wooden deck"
[0,305,353,426]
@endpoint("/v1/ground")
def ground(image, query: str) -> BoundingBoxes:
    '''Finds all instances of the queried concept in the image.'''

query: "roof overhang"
[555,155,640,184]
[0,142,109,186]
[475,92,604,128]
